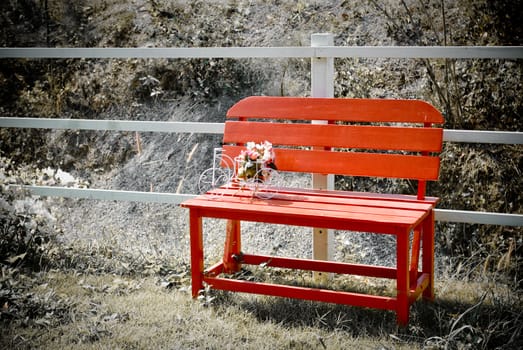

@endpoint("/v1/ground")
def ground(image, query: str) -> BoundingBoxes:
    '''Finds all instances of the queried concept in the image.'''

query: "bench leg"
[189,210,204,298]
[422,210,435,301]
[396,229,410,326]
[223,219,242,273]
[410,227,421,285]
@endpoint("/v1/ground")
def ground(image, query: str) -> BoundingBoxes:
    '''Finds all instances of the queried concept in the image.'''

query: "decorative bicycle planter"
[198,142,281,199]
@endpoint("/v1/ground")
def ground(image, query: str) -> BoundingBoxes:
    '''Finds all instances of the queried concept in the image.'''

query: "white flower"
[262,149,271,162]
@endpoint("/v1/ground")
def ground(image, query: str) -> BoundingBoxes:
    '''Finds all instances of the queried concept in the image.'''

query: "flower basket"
[235,141,276,183]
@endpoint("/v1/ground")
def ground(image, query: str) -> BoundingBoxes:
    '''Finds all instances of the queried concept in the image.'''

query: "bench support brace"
[223,219,241,273]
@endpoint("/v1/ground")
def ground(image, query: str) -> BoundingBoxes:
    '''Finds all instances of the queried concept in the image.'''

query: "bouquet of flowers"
[236,141,277,182]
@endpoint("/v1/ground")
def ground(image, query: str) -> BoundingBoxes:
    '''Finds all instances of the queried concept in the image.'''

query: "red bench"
[181,96,444,325]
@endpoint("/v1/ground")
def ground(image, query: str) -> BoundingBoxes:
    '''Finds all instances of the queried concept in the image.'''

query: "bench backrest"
[223,96,444,199]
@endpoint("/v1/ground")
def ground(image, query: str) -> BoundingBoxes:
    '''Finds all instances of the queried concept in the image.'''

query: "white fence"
[1,117,521,144]
[1,39,522,227]
[1,46,521,59]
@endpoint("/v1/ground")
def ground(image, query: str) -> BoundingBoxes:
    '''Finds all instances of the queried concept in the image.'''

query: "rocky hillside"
[1,0,522,273]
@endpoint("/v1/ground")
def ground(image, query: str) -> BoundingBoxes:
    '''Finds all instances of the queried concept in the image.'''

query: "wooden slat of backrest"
[224,121,443,152]
[226,96,444,124]
[222,145,440,181]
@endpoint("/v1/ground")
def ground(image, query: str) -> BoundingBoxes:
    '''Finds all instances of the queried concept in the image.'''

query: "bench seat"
[182,184,438,325]
[184,186,436,233]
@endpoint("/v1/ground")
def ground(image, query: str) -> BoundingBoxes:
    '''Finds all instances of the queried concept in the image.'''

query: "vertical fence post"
[311,33,335,282]
[311,33,334,98]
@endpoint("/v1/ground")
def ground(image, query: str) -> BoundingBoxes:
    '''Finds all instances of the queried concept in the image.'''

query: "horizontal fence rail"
[1,46,523,59]
[0,118,521,144]
[434,209,523,226]
[15,186,194,204]
[0,117,226,134]
[443,129,523,144]
[8,185,522,227]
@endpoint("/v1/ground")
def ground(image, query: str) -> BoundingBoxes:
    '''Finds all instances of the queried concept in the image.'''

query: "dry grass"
[2,259,521,350]
[2,272,379,349]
